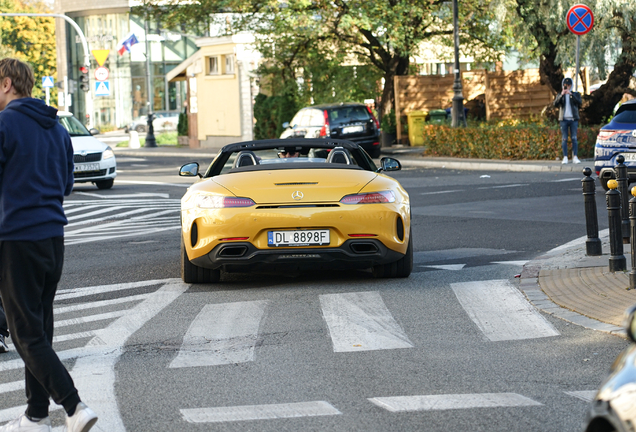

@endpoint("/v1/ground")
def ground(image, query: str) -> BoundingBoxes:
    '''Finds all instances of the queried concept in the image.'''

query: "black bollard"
[606,179,627,272]
[615,155,630,242]
[582,167,602,256]
[630,187,636,289]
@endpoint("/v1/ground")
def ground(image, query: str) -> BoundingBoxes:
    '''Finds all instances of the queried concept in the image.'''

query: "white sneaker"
[63,403,97,432]
[573,156,581,164]
[562,156,569,164]
[0,334,8,353]
[0,414,51,431]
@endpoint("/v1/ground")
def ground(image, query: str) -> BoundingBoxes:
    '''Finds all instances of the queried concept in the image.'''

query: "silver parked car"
[584,304,636,432]
[125,111,179,133]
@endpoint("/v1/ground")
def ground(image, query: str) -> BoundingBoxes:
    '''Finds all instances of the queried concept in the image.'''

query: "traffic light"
[79,66,89,92]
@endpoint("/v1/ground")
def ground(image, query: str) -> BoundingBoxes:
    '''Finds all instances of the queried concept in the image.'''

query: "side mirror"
[179,162,201,177]
[282,122,290,129]
[378,157,401,172]
[89,128,100,135]
[624,304,636,343]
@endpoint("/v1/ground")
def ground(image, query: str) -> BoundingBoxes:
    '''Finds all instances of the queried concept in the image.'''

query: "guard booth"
[166,34,261,148]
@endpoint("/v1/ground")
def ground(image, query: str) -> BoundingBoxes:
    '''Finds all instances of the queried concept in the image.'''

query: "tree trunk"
[580,30,636,126]
[377,55,409,124]
[538,48,563,95]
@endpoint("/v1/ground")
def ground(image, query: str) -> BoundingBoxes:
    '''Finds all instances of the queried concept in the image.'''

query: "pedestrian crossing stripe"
[94,81,110,96]
[42,76,54,88]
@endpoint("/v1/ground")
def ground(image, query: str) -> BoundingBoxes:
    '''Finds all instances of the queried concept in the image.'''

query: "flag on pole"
[116,33,139,55]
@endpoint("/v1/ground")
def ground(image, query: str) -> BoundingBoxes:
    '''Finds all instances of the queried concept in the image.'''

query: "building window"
[225,54,234,74]
[207,56,219,75]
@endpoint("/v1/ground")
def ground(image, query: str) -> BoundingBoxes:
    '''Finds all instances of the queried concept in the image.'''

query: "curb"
[519,230,626,338]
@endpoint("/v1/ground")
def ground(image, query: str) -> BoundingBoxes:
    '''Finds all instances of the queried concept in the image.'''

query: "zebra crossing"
[0,278,593,430]
[63,194,181,245]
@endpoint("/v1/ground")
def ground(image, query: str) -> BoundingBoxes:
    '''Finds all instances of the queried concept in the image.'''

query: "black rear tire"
[372,231,413,278]
[95,179,114,190]
[181,237,220,284]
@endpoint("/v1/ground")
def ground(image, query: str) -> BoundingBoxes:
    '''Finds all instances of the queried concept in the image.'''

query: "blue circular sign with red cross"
[566,4,594,35]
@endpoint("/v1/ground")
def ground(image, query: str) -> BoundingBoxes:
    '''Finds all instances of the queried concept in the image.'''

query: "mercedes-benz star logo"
[292,191,304,201]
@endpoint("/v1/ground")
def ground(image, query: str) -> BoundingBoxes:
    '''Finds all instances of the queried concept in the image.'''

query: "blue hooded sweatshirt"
[0,98,74,241]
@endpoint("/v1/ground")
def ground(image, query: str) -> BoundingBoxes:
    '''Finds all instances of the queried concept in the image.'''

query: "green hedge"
[419,120,600,160]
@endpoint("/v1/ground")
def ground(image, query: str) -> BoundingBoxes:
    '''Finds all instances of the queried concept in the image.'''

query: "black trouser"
[0,296,8,337]
[0,238,80,418]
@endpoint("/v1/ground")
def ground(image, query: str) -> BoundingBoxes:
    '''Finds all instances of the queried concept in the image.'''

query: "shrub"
[253,92,300,140]
[177,113,188,136]
[419,119,599,160]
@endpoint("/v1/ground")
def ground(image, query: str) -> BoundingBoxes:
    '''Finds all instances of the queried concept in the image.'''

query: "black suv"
[280,103,382,158]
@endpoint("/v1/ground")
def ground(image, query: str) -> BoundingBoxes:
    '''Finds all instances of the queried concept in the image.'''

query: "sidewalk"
[520,230,636,338]
[110,139,636,335]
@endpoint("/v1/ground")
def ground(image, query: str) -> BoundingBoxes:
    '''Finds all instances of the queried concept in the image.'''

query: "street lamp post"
[451,0,466,128]
[144,18,157,147]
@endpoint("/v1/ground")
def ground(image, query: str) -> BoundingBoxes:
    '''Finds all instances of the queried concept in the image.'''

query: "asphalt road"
[0,153,627,432]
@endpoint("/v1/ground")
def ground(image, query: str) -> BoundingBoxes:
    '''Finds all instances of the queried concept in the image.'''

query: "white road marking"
[170,301,268,368]
[450,279,560,341]
[116,180,190,187]
[56,278,177,300]
[71,280,190,431]
[551,178,582,182]
[0,380,23,395]
[319,291,413,352]
[0,404,63,424]
[420,264,466,271]
[6,331,99,351]
[54,294,149,314]
[420,189,464,195]
[368,393,542,412]
[180,401,341,423]
[478,184,529,189]
[491,260,529,266]
[55,310,127,328]
[74,192,170,199]
[565,390,596,402]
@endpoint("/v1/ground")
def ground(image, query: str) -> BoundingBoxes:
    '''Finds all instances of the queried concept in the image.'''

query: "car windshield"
[328,106,371,126]
[612,107,636,124]
[58,115,91,137]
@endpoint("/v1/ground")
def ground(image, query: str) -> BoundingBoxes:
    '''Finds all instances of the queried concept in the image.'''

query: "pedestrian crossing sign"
[95,81,110,97]
[42,76,54,88]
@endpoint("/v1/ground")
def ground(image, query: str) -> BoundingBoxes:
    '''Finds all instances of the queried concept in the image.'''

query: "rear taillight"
[340,191,395,204]
[367,106,380,129]
[195,196,255,209]
[598,130,629,140]
[319,110,330,137]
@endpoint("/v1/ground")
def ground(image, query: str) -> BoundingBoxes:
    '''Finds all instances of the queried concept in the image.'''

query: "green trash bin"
[429,109,448,124]
[407,110,428,146]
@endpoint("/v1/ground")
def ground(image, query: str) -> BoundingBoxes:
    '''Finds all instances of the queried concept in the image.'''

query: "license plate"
[74,163,100,172]
[268,229,330,247]
[342,125,364,134]
[619,153,636,162]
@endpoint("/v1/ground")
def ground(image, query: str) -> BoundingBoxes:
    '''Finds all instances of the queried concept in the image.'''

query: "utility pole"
[144,18,157,147]
[451,0,467,128]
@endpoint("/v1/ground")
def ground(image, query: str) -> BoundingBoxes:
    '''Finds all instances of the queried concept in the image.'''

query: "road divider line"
[320,291,413,352]
[180,401,341,423]
[450,279,560,341]
[368,393,542,412]
[169,300,268,368]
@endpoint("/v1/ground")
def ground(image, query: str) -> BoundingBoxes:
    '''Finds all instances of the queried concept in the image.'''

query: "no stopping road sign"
[567,4,594,35]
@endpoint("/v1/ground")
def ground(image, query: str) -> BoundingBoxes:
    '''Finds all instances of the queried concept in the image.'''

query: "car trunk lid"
[213,169,377,204]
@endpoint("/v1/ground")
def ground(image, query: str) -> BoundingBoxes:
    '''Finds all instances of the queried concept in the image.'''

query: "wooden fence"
[393,68,587,144]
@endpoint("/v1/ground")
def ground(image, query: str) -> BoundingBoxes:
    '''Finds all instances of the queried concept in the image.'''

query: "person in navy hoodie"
[0,59,97,432]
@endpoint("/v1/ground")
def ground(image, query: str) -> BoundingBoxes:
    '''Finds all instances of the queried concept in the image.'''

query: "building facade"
[54,0,199,129]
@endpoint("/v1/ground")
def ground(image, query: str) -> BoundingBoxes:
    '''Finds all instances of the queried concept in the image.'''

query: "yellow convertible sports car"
[178,139,412,283]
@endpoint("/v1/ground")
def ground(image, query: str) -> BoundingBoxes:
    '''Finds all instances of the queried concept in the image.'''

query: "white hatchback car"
[57,111,117,189]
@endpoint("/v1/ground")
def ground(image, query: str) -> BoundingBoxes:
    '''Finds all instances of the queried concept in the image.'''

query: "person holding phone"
[553,77,582,164]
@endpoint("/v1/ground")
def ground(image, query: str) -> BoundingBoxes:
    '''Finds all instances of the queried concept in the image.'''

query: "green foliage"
[419,120,599,160]
[0,0,57,102]
[253,92,300,140]
[177,112,188,136]
[380,110,397,134]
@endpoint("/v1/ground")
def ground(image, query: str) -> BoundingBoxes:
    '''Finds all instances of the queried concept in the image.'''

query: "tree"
[141,0,511,121]
[510,0,636,125]
[0,0,57,102]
